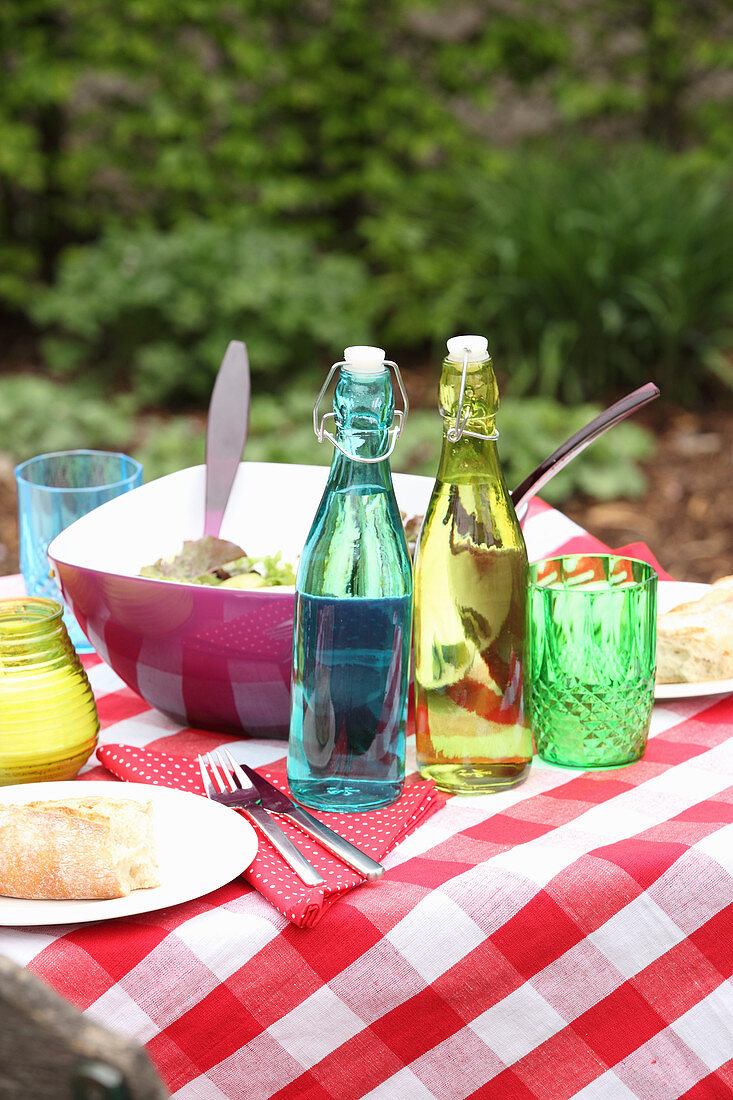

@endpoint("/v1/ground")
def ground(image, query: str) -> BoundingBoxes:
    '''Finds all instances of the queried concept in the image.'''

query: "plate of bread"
[656,577,733,699]
[0,781,258,926]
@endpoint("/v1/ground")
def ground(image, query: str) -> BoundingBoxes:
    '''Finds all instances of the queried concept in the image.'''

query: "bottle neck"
[437,431,502,483]
[327,366,395,488]
[436,354,502,482]
[328,445,393,489]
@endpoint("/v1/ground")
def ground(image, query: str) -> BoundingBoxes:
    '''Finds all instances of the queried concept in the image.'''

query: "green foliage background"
[0,0,731,491]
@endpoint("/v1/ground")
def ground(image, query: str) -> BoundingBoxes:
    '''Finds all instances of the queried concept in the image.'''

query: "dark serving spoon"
[511,382,660,520]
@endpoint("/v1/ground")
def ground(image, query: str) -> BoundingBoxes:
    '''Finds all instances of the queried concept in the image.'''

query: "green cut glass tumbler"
[527,555,657,769]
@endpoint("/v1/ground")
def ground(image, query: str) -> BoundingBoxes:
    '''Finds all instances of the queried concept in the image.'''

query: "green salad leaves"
[140,536,296,588]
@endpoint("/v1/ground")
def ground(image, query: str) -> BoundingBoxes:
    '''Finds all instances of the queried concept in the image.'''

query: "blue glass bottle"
[287,346,413,812]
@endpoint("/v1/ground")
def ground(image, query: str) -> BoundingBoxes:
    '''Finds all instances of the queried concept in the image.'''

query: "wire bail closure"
[446,346,500,443]
[313,360,409,464]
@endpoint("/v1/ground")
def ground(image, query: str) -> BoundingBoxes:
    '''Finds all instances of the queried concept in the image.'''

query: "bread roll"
[0,796,160,900]
[656,575,733,684]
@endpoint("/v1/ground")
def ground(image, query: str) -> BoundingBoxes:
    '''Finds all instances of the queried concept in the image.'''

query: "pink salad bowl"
[48,462,433,738]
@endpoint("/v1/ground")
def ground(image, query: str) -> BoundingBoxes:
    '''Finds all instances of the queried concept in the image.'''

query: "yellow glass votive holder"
[0,598,99,785]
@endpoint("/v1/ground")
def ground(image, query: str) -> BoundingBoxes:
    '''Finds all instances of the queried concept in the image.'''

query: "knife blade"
[236,762,385,881]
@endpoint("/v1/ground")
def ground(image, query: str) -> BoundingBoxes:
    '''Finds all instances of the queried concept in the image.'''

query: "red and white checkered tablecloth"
[1,501,731,1099]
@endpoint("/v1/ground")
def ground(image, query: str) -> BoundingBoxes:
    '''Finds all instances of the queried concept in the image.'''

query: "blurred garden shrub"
[31,219,374,404]
[1,0,731,404]
[370,147,733,403]
[0,375,135,460]
[32,146,733,405]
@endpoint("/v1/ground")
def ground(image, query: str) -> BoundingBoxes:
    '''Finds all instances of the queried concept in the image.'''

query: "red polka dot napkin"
[97,744,445,928]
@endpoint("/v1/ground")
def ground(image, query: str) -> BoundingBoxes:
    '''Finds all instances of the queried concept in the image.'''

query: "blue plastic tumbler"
[15,450,143,653]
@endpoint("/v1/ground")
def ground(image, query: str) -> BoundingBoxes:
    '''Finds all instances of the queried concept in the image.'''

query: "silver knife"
[233,759,384,881]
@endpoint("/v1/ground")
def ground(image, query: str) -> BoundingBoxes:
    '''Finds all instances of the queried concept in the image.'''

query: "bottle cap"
[446,335,489,362]
[343,346,386,374]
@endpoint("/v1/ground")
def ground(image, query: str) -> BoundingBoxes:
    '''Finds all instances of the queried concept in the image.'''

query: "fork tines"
[199,748,250,795]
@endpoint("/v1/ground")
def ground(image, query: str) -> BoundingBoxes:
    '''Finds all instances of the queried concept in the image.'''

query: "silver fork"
[199,750,324,887]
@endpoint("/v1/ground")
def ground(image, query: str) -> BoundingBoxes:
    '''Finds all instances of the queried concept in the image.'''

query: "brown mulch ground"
[1,404,731,584]
[562,405,733,584]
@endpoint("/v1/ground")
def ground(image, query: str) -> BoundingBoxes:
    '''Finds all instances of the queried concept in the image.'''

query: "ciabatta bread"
[0,796,160,900]
[656,575,733,684]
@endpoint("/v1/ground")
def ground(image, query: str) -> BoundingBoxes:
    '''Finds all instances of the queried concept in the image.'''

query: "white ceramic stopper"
[343,345,386,374]
[446,335,489,362]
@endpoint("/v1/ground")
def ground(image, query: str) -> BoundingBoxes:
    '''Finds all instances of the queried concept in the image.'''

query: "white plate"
[655,581,733,700]
[0,781,258,927]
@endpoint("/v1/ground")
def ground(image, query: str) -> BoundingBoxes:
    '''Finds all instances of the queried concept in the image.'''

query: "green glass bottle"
[413,335,532,794]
